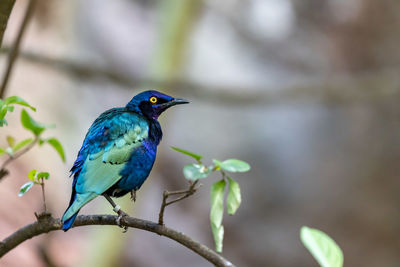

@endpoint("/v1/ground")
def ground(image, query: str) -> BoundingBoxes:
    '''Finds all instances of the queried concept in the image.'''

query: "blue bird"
[62,90,189,231]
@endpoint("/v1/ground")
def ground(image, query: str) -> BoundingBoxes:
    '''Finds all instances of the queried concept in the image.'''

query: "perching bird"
[62,90,189,231]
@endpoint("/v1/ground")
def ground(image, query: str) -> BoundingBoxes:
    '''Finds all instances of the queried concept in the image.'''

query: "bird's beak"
[162,98,190,108]
[171,98,190,105]
[155,98,189,114]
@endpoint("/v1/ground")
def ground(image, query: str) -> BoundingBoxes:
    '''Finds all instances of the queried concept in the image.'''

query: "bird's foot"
[130,190,136,202]
[113,205,129,232]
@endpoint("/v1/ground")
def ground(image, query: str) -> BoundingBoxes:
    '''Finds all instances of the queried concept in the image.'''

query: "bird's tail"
[62,191,97,231]
[62,212,78,231]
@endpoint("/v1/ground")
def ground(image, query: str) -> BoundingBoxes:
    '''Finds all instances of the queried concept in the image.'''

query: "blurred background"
[1,0,400,266]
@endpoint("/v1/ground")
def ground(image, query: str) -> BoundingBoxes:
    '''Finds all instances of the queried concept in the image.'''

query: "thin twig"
[40,179,46,212]
[0,0,37,98]
[159,191,169,225]
[164,193,196,206]
[0,214,235,267]
[0,136,38,181]
[166,187,198,196]
[158,180,201,225]
[0,0,16,48]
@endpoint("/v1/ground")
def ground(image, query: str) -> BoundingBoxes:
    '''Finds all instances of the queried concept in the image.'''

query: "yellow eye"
[149,96,158,104]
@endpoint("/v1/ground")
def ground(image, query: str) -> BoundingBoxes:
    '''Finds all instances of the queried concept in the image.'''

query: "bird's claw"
[116,214,128,232]
[114,206,129,232]
[130,190,136,202]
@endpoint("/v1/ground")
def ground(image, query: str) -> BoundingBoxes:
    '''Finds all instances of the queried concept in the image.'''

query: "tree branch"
[0,0,36,98]
[158,180,201,225]
[0,0,16,48]
[1,48,399,106]
[0,213,234,267]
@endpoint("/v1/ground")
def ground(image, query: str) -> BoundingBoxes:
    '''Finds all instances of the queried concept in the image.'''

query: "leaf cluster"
[0,96,66,202]
[18,169,50,197]
[0,96,65,162]
[0,96,35,126]
[172,147,250,252]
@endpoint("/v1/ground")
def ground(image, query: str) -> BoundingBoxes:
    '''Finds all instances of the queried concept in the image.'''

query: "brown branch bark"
[0,214,234,267]
[0,0,16,47]
[0,0,37,98]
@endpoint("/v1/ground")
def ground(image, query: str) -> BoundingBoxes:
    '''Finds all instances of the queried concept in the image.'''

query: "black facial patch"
[138,101,154,118]
[155,98,169,105]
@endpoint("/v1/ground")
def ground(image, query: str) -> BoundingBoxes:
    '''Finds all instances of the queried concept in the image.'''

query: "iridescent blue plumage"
[62,90,188,231]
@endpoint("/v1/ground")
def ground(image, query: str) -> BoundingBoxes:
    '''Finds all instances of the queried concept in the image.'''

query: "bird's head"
[126,90,189,120]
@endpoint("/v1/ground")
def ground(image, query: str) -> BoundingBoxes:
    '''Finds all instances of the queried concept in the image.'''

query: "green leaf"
[210,180,226,228]
[0,104,7,126]
[18,181,34,197]
[218,159,251,173]
[171,146,203,161]
[211,224,224,253]
[183,163,211,180]
[5,147,13,156]
[6,136,15,147]
[28,169,37,181]
[46,138,66,162]
[226,177,241,215]
[0,148,5,156]
[13,138,33,152]
[0,107,8,121]
[37,172,50,180]
[212,159,223,170]
[300,226,344,267]
[5,96,36,111]
[210,179,226,252]
[20,109,46,136]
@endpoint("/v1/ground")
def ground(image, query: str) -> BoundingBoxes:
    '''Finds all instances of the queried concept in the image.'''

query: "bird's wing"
[74,109,149,195]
